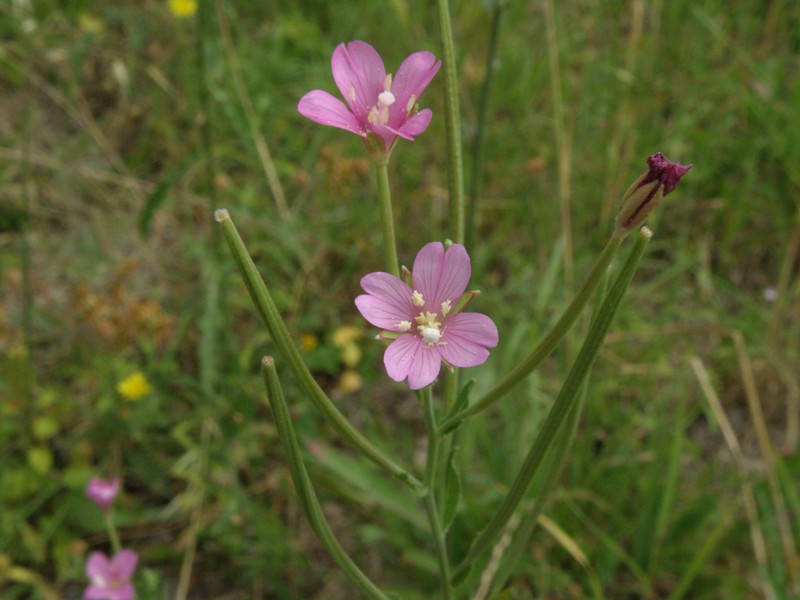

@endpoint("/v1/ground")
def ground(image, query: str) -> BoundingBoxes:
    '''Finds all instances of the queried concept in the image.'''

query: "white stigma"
[421,326,441,345]
[378,91,396,108]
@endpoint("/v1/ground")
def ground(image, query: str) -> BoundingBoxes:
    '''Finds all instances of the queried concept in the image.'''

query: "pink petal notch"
[356,242,498,390]
[298,40,441,158]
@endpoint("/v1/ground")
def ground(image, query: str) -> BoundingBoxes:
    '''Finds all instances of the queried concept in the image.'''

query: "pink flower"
[86,478,119,512]
[298,41,441,155]
[84,550,138,600]
[355,242,498,390]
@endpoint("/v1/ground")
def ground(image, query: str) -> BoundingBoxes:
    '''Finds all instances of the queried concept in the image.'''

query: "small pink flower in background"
[84,550,138,600]
[356,242,498,389]
[86,478,119,512]
[298,41,441,155]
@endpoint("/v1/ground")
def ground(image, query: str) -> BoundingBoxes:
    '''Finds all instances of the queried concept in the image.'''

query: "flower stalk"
[374,160,400,278]
[436,0,466,244]
[438,235,622,432]
[216,209,423,492]
[452,227,652,582]
[261,357,393,600]
[420,387,454,600]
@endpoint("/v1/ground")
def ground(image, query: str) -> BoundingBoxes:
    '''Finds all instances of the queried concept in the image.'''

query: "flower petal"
[298,90,363,136]
[397,109,433,138]
[355,272,414,330]
[84,585,110,600]
[332,41,385,124]
[391,51,441,119]
[407,345,443,390]
[111,549,138,578]
[108,582,135,600]
[412,242,471,310]
[384,334,441,389]
[370,110,433,151]
[368,122,407,151]
[85,552,111,579]
[440,312,498,368]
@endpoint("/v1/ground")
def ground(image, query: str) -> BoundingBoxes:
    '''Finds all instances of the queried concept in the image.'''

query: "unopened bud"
[614,152,692,238]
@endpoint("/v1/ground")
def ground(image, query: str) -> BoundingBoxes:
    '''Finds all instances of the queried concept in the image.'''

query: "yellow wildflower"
[299,334,319,351]
[117,372,152,401]
[331,325,361,348]
[338,370,363,394]
[339,343,362,368]
[78,13,104,34]
[168,0,198,18]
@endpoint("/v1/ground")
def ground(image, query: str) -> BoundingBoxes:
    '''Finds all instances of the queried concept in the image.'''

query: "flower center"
[415,311,443,347]
[368,74,395,126]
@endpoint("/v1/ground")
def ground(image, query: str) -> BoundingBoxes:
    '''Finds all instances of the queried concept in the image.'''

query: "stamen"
[367,106,379,125]
[396,320,412,331]
[412,291,425,307]
[347,86,356,104]
[441,300,452,316]
[406,94,417,114]
[383,73,393,92]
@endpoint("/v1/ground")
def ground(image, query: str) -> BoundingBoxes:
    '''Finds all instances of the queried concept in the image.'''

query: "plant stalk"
[262,357,393,600]
[436,0,465,244]
[452,228,651,581]
[438,235,622,432]
[216,209,423,492]
[375,160,400,278]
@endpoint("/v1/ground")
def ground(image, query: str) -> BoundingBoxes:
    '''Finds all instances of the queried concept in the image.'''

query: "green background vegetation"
[1,0,798,598]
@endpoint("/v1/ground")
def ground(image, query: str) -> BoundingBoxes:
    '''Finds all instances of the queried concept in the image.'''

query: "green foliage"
[0,0,798,598]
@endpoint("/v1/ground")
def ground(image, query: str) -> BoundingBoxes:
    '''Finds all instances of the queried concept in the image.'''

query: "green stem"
[488,269,610,594]
[374,160,400,278]
[216,209,423,492]
[452,228,651,582]
[438,235,622,433]
[436,0,465,244]
[466,1,505,249]
[543,0,573,291]
[196,0,220,250]
[420,387,454,600]
[104,512,122,555]
[262,358,393,600]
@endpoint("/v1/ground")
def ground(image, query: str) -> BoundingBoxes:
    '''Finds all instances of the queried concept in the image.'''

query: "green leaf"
[309,442,427,531]
[442,379,475,434]
[32,416,59,441]
[442,448,461,532]
[138,165,188,236]
[27,447,53,475]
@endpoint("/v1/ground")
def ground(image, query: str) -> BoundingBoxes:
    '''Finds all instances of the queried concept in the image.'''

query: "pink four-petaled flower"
[298,40,441,155]
[356,242,498,390]
[86,478,119,512]
[84,550,138,600]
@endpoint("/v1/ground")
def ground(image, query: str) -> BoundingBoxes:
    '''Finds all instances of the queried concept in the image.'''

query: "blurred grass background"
[1,0,798,598]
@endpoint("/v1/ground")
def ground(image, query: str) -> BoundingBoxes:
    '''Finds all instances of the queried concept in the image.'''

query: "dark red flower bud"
[614,152,692,238]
